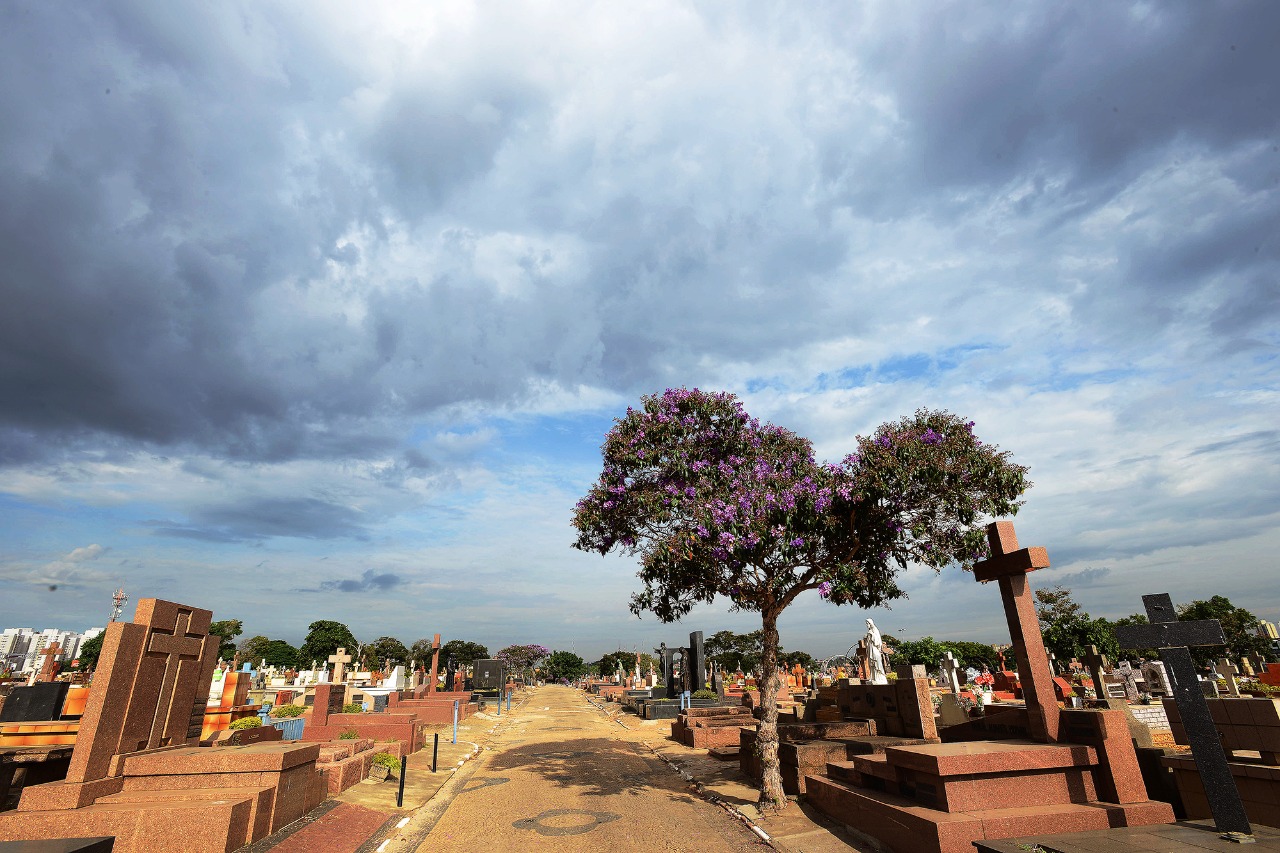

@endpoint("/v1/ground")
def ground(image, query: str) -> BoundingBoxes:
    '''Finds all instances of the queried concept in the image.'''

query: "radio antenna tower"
[110,588,128,623]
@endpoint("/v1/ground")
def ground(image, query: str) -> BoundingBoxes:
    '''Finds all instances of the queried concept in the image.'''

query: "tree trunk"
[756,607,787,812]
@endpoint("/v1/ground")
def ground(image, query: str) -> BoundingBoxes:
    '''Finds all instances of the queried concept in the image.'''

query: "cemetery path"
[402,685,768,852]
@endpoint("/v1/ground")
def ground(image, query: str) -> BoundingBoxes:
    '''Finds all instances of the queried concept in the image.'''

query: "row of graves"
[667,522,1280,852]
[0,600,500,852]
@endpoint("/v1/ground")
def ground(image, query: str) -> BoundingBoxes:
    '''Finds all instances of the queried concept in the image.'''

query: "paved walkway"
[390,685,768,852]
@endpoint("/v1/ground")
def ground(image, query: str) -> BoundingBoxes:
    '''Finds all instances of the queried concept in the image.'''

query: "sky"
[1,1,1277,664]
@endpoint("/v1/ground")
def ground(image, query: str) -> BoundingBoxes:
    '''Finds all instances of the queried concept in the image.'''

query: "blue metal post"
[506,689,511,712]
[452,700,458,744]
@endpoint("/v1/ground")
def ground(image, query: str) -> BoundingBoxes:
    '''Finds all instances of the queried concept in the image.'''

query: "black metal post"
[432,731,439,772]
[396,756,407,808]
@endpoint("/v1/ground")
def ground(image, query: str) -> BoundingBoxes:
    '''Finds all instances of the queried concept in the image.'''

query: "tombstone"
[426,634,442,694]
[444,655,457,694]
[1209,657,1242,697]
[1239,657,1256,678]
[1082,644,1108,699]
[471,659,505,692]
[686,631,705,693]
[937,693,970,727]
[1200,676,1221,698]
[1115,661,1141,701]
[0,682,70,722]
[939,651,962,694]
[1141,660,1171,696]
[328,647,352,683]
[1116,592,1250,837]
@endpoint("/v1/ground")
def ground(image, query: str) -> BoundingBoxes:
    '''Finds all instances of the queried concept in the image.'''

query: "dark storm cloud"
[147,497,366,542]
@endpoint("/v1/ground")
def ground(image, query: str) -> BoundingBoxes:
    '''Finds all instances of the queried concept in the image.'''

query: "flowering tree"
[572,389,1029,810]
[495,643,549,679]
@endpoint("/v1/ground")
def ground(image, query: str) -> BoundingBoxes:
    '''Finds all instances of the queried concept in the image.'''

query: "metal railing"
[257,707,306,740]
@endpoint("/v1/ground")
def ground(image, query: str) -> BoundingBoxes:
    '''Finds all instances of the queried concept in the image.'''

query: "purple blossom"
[818,581,833,599]
[921,428,942,445]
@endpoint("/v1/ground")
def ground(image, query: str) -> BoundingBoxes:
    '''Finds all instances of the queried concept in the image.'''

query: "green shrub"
[228,716,262,730]
[270,704,305,718]
[692,689,717,700]
[372,752,400,770]
[338,729,359,740]
[342,703,364,714]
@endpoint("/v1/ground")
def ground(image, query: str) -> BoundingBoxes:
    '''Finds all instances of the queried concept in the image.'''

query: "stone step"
[883,740,1096,778]
[97,787,268,848]
[708,746,740,760]
[805,774,1165,853]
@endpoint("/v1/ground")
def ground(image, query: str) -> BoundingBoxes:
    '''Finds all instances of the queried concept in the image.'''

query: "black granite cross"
[1115,592,1250,838]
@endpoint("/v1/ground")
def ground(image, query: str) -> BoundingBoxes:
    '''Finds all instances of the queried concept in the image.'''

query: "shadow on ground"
[484,736,699,803]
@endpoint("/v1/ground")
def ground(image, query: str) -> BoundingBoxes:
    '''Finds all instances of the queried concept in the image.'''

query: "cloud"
[316,570,406,593]
[0,2,1277,654]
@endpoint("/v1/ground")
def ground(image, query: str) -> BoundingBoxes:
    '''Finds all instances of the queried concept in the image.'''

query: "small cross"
[1214,658,1241,697]
[329,647,352,682]
[940,651,961,693]
[1239,657,1256,678]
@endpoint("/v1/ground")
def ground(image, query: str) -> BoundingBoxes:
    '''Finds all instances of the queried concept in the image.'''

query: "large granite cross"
[1116,592,1250,837]
[973,521,1058,741]
[328,647,351,683]
[146,609,205,746]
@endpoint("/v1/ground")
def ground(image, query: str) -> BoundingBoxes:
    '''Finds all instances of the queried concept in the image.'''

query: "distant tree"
[76,633,103,671]
[298,620,358,667]
[1178,596,1269,668]
[366,636,410,669]
[780,650,815,669]
[598,651,659,679]
[260,639,299,669]
[891,636,954,669]
[440,639,489,667]
[544,650,588,682]
[705,630,771,673]
[573,390,1028,811]
[1034,587,1120,663]
[209,619,243,661]
[946,641,1001,672]
[238,635,272,664]
[495,644,549,676]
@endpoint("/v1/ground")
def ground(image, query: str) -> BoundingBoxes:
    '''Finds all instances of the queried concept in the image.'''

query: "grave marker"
[35,642,63,684]
[972,521,1058,741]
[1082,644,1107,698]
[1214,658,1241,697]
[940,651,961,694]
[1116,592,1249,838]
[328,647,352,683]
[426,634,441,695]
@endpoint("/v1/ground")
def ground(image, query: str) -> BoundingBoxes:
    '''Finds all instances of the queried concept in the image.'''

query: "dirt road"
[405,685,767,852]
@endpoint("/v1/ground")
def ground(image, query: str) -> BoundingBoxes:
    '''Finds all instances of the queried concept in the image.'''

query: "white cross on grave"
[1214,657,1241,697]
[329,647,352,683]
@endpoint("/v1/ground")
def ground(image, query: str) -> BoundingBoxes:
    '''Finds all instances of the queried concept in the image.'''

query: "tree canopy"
[544,650,588,683]
[75,633,103,671]
[495,644,549,673]
[572,389,1029,810]
[238,635,300,669]
[1034,586,1121,663]
[598,651,659,679]
[209,619,243,661]
[298,620,358,668]
[1177,596,1269,667]
[366,636,410,669]
[440,639,489,667]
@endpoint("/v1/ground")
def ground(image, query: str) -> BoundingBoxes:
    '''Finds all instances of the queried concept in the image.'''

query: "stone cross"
[1082,644,1108,699]
[1116,592,1250,837]
[1214,657,1241,697]
[1115,661,1141,701]
[940,651,962,694]
[426,634,441,695]
[1247,654,1267,675]
[1047,651,1057,674]
[1239,657,1255,678]
[35,641,63,683]
[328,647,352,683]
[973,521,1058,742]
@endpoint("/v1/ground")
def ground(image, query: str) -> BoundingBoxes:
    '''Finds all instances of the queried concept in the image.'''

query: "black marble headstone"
[1116,592,1249,837]
[687,631,705,693]
[471,659,505,691]
[372,694,389,712]
[0,682,69,723]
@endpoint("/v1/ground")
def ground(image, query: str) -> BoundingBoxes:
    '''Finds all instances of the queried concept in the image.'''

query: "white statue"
[865,618,889,685]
